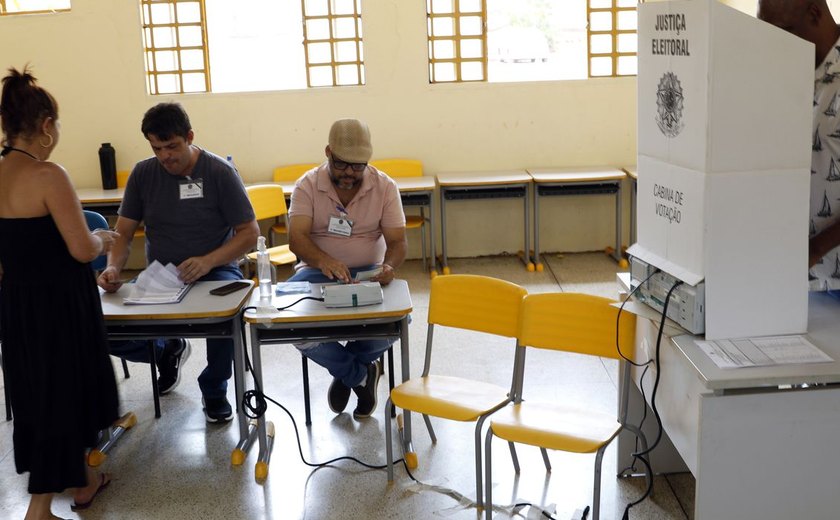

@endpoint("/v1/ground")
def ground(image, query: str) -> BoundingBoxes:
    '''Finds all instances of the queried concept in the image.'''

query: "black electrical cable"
[621,279,683,520]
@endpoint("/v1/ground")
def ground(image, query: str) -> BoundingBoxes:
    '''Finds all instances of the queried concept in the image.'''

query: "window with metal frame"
[429,0,637,84]
[427,0,487,83]
[301,0,365,88]
[587,0,637,77]
[139,0,211,95]
[0,0,69,15]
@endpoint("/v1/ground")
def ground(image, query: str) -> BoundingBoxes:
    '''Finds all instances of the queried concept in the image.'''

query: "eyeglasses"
[331,155,367,172]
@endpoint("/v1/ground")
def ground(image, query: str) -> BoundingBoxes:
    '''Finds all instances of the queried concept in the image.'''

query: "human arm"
[288,214,351,283]
[97,216,140,293]
[43,164,119,263]
[371,225,406,286]
[810,220,840,267]
[176,218,260,283]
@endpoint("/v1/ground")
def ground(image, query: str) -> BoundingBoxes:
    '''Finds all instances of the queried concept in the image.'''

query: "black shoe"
[328,378,352,414]
[157,339,191,395]
[202,396,233,423]
[352,360,381,420]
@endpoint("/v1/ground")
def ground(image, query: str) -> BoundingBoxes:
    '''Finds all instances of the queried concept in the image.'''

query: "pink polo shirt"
[289,163,406,269]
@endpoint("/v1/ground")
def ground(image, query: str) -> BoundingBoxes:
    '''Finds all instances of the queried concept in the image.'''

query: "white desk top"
[77,187,125,204]
[394,177,436,191]
[527,166,625,183]
[623,166,637,180]
[673,292,840,390]
[243,279,412,324]
[436,170,531,187]
[100,280,254,321]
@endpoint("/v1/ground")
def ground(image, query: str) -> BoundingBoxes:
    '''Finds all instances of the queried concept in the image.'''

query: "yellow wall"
[0,1,639,258]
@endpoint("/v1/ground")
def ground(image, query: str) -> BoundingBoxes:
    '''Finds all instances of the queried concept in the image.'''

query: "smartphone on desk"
[209,281,250,296]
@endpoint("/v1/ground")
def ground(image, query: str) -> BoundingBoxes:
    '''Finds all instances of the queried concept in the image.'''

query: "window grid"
[301,0,365,88]
[0,0,70,15]
[587,0,637,78]
[426,0,487,84]
[140,0,211,95]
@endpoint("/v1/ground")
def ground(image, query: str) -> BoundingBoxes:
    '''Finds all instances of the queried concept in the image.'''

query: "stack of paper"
[123,261,191,305]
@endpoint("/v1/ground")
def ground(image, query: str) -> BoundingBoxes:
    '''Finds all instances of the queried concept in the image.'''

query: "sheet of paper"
[123,260,191,305]
[275,281,311,295]
[697,335,833,369]
[354,267,382,282]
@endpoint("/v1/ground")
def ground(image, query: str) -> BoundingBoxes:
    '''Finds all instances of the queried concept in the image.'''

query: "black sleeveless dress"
[0,215,119,493]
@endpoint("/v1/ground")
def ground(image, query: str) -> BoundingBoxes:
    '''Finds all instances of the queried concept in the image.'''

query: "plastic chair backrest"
[117,170,130,188]
[427,274,526,338]
[273,163,319,183]
[518,293,636,360]
[246,184,288,222]
[83,210,109,271]
[369,159,423,178]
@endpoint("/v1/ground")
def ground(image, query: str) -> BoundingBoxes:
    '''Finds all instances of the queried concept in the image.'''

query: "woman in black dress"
[0,67,120,519]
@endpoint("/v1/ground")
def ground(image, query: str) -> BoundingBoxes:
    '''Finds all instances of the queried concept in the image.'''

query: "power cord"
[621,278,682,520]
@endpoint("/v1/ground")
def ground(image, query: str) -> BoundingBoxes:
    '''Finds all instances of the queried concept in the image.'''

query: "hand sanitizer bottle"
[257,236,272,303]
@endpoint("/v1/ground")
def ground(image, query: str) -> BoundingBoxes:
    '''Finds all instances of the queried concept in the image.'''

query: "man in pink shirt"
[287,118,407,420]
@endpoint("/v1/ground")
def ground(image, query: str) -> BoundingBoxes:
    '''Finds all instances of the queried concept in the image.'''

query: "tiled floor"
[0,253,694,519]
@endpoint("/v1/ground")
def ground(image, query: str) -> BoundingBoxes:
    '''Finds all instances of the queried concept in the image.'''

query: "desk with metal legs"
[394,177,437,276]
[100,281,254,444]
[526,167,626,270]
[76,187,125,216]
[436,171,532,274]
[623,167,637,247]
[242,280,413,480]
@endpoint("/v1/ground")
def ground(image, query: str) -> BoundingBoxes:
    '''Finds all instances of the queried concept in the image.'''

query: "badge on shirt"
[179,178,204,200]
[328,215,353,237]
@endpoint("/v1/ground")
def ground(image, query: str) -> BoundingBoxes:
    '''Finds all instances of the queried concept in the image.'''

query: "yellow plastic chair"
[116,170,146,239]
[370,159,429,270]
[384,274,527,506]
[272,163,319,236]
[483,293,646,520]
[244,184,296,267]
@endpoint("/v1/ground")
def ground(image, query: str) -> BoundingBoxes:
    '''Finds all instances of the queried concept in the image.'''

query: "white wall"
[1,0,641,258]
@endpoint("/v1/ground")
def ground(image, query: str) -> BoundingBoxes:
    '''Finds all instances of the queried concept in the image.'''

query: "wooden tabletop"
[77,187,125,204]
[101,280,255,321]
[526,166,626,183]
[243,279,412,324]
[394,176,436,191]
[623,166,637,180]
[436,170,531,187]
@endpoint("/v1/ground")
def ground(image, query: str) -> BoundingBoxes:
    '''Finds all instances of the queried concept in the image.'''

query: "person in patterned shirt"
[759,0,840,290]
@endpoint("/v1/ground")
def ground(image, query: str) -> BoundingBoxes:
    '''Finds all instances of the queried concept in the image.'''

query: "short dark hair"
[0,66,58,145]
[141,102,192,141]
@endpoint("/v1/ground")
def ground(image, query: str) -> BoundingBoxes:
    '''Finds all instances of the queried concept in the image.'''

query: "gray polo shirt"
[119,149,254,267]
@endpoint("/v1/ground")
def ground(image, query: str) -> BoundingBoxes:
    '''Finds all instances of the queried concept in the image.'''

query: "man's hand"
[318,258,350,283]
[97,265,124,293]
[177,256,214,284]
[371,263,396,285]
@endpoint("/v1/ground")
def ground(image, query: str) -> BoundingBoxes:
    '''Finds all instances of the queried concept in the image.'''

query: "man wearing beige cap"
[286,118,407,420]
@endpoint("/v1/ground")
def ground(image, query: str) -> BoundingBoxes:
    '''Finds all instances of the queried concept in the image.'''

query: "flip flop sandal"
[71,473,111,511]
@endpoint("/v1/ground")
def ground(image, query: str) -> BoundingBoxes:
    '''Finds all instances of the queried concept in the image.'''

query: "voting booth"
[628,0,813,340]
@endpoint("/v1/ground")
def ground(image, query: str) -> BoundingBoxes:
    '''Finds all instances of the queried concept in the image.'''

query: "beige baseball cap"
[328,118,372,163]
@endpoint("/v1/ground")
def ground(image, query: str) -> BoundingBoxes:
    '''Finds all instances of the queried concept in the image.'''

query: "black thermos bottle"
[98,143,117,190]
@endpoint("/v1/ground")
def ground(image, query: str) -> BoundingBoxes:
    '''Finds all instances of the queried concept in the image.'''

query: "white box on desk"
[631,0,812,340]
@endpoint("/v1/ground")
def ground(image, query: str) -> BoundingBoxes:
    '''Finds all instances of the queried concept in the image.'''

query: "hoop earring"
[39,133,54,148]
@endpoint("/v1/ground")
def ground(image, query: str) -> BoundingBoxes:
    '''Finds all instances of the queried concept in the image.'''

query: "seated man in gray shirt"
[98,102,258,422]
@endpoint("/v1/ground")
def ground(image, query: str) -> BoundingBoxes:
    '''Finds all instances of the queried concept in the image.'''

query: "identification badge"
[179,179,204,199]
[328,215,353,237]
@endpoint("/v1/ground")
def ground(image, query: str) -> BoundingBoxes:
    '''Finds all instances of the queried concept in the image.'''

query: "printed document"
[123,261,191,305]
[697,335,833,369]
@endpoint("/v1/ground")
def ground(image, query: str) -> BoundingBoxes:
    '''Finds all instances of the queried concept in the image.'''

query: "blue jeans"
[108,265,242,399]
[287,266,392,387]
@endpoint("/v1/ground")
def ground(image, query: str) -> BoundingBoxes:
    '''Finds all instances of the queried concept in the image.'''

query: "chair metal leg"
[422,414,437,443]
[540,447,551,472]
[385,398,395,481]
[508,441,520,473]
[121,358,130,379]
[592,445,608,520]
[484,427,494,520]
[148,342,161,418]
[386,348,396,418]
[301,354,312,426]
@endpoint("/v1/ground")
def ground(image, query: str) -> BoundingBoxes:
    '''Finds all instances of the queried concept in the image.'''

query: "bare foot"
[71,472,112,510]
